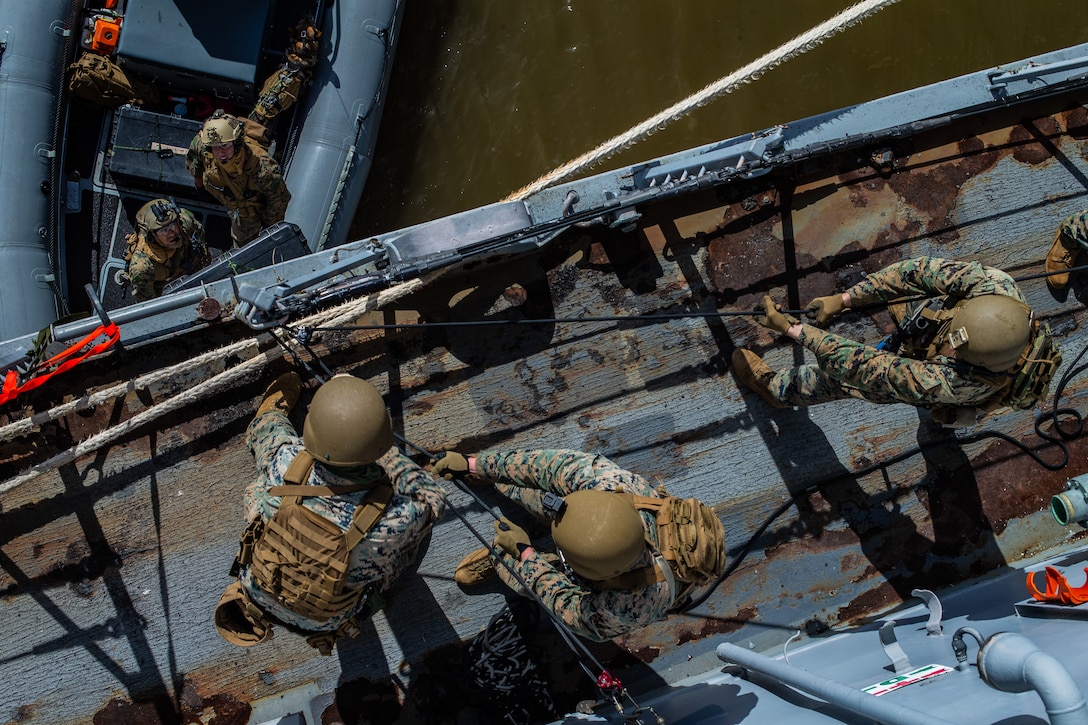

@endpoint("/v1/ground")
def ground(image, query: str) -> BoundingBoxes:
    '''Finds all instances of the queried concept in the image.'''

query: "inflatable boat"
[0,0,403,341]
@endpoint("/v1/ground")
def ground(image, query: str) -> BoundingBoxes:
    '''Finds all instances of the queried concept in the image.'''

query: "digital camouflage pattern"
[185,136,291,245]
[1056,210,1088,251]
[240,410,445,633]
[474,449,673,642]
[125,208,210,301]
[768,257,1027,407]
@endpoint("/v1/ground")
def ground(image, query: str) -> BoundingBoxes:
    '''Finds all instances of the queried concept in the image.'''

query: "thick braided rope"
[503,0,902,202]
[0,275,431,496]
[0,348,275,496]
[0,275,431,444]
[0,338,262,443]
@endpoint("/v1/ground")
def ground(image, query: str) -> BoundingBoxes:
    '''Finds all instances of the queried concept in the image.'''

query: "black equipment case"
[108,106,202,194]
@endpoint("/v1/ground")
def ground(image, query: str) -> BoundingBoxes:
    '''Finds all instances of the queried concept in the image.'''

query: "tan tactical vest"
[67,52,161,108]
[236,450,393,627]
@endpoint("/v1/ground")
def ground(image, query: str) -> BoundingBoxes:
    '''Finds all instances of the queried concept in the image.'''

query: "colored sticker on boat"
[862,664,953,696]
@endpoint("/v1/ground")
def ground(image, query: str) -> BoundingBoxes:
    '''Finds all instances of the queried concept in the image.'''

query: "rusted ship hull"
[4,46,1088,723]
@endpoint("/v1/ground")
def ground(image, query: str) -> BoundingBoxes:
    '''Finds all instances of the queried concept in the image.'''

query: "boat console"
[115,0,274,102]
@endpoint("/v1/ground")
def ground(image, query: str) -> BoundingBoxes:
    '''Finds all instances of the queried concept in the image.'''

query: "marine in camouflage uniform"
[736,257,1029,409]
[236,375,445,636]
[125,202,210,301]
[185,111,291,246]
[1044,210,1088,289]
[457,449,674,642]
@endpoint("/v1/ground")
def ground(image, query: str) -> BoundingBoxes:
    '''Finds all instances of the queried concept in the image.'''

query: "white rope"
[0,338,263,443]
[0,275,434,497]
[503,0,902,202]
[0,349,274,496]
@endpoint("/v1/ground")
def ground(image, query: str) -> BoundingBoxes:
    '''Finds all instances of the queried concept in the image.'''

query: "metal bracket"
[879,620,913,675]
[911,588,944,636]
[986,55,1088,98]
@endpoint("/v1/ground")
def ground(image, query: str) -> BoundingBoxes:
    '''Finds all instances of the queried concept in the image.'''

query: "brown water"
[353,0,1086,238]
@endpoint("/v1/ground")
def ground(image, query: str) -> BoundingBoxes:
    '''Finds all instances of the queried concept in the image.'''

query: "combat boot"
[256,372,302,417]
[731,349,787,409]
[1046,229,1081,289]
[455,547,497,586]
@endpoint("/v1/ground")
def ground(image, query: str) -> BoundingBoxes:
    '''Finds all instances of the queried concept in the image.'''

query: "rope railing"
[0,275,432,497]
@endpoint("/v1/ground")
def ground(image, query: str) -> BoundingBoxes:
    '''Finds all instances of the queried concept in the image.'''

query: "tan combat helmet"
[302,374,393,466]
[946,295,1033,372]
[136,198,180,232]
[200,111,244,146]
[551,489,646,581]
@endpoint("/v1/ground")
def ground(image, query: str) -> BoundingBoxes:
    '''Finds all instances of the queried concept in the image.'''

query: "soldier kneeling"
[435,449,725,642]
[216,373,446,655]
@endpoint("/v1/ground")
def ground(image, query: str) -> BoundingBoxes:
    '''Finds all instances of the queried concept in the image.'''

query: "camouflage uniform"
[185,136,291,246]
[768,257,1027,408]
[474,449,673,642]
[125,209,209,301]
[1056,210,1088,251]
[240,410,445,633]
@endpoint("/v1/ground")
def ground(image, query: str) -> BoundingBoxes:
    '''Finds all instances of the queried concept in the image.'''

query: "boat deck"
[4,53,1088,725]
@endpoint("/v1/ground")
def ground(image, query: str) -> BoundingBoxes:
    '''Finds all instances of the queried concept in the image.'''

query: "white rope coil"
[503,0,902,202]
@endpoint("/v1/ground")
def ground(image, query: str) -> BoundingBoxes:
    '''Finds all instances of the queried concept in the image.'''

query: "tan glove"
[756,295,798,335]
[431,451,470,480]
[805,294,846,326]
[493,518,531,557]
[256,372,302,417]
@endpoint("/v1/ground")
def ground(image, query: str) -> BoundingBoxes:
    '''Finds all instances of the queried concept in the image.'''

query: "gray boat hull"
[0,0,67,340]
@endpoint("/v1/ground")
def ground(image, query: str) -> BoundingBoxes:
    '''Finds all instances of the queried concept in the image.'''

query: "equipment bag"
[250,18,323,123]
[252,66,308,123]
[66,52,159,109]
[630,494,727,585]
[1004,322,1063,410]
[238,451,392,624]
[240,117,273,149]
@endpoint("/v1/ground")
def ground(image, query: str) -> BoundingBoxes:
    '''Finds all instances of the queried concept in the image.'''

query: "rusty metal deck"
[4,83,1088,724]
